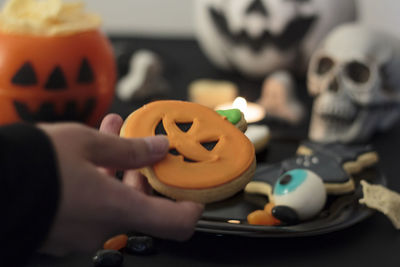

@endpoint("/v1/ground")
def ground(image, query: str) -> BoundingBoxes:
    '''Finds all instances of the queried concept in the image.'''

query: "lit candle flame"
[232,97,247,113]
[215,96,265,123]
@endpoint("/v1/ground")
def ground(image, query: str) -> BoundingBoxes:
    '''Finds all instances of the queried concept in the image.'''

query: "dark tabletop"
[29,36,400,267]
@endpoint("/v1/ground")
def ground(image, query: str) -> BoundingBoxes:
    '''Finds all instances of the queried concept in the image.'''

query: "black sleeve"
[0,123,60,266]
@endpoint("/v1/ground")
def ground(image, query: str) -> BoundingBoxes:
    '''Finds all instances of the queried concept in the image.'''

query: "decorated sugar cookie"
[245,141,379,224]
[121,100,256,204]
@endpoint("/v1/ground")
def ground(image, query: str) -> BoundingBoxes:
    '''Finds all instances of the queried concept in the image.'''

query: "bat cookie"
[121,100,256,204]
[245,141,379,224]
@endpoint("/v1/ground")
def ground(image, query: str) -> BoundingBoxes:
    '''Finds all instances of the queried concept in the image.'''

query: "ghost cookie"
[245,141,379,224]
[121,100,256,204]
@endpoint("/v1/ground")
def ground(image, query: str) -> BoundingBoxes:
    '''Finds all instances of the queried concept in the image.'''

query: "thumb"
[86,134,170,170]
[40,122,169,170]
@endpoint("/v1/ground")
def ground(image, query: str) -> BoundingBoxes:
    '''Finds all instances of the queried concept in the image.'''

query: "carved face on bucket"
[0,30,116,126]
[11,58,97,123]
[307,24,400,143]
[195,0,356,78]
[208,0,317,51]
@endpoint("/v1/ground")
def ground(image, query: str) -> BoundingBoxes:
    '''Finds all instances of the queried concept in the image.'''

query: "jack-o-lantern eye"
[155,120,167,135]
[201,141,218,151]
[77,58,95,83]
[45,66,67,90]
[11,62,38,86]
[155,120,194,135]
[10,58,95,90]
[246,0,268,16]
[176,122,193,132]
[154,119,219,161]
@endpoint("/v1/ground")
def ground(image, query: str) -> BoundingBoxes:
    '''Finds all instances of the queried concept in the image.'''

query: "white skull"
[194,0,356,78]
[308,23,400,143]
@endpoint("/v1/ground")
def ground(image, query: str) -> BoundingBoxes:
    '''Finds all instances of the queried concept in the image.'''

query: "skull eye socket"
[316,57,334,75]
[345,61,370,84]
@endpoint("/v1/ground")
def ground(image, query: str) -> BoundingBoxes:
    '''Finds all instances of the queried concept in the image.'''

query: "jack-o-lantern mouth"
[8,58,99,123]
[13,97,96,123]
[208,6,317,52]
[168,140,218,163]
[155,119,219,163]
[168,148,198,163]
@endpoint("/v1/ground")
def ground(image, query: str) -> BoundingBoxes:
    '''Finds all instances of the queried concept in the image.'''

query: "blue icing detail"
[274,169,307,196]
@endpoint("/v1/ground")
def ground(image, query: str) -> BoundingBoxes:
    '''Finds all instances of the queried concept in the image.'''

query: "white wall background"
[86,0,400,38]
[358,0,400,37]
[0,0,399,38]
[84,0,195,37]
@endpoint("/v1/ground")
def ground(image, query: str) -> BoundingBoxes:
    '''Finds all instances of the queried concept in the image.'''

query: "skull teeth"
[318,105,357,124]
[313,94,358,124]
[319,114,355,125]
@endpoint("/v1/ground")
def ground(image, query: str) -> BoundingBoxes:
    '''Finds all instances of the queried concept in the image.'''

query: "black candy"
[125,235,155,255]
[92,249,123,267]
[271,205,299,225]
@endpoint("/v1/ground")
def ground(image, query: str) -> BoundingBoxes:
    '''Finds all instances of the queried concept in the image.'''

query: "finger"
[85,133,169,170]
[99,114,124,176]
[73,170,203,242]
[123,170,153,194]
[99,113,123,136]
[123,194,204,241]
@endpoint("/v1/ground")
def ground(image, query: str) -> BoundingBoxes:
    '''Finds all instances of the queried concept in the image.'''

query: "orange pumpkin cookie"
[121,100,256,203]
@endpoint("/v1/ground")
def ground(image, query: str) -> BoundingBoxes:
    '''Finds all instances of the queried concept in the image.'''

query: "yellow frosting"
[0,0,101,36]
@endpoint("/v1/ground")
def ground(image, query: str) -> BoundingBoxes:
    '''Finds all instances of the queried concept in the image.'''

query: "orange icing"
[121,100,255,189]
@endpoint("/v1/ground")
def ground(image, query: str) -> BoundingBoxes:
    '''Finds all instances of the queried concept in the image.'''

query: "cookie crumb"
[359,180,400,229]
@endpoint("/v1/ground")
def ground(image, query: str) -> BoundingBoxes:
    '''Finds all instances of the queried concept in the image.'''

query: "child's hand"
[38,114,204,255]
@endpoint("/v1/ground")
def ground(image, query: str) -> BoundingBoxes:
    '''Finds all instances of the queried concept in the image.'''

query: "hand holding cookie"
[39,115,203,255]
[121,100,256,204]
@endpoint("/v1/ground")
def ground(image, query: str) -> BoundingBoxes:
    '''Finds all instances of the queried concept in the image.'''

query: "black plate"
[196,163,386,237]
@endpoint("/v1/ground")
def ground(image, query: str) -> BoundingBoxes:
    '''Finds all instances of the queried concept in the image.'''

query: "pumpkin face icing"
[122,100,255,189]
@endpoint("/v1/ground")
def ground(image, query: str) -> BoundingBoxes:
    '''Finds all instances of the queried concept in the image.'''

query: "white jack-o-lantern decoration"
[308,23,400,143]
[194,0,356,78]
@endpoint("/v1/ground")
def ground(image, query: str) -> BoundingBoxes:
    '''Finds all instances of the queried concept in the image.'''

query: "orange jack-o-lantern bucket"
[0,0,116,126]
